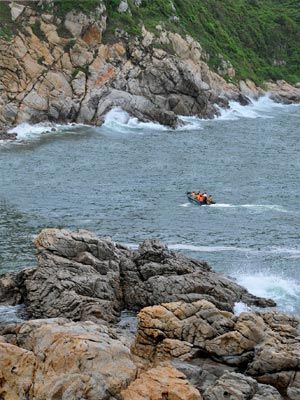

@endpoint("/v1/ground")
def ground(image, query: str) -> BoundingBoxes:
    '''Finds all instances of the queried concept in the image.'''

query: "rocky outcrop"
[133,300,300,396]
[0,228,298,400]
[0,229,275,324]
[121,364,202,400]
[120,239,275,311]
[0,318,137,400]
[203,371,282,400]
[1,1,299,133]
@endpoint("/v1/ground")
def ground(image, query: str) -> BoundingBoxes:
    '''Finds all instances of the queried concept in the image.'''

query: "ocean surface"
[0,97,299,321]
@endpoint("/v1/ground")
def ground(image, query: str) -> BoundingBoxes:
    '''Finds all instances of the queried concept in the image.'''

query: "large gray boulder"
[121,239,275,311]
[0,229,275,324]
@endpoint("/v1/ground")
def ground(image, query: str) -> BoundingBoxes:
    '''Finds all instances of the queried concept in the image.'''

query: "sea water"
[0,97,299,321]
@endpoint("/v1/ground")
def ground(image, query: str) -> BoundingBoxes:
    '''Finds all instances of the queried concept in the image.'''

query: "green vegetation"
[0,1,13,41]
[53,0,101,15]
[0,0,299,83]
[104,0,300,84]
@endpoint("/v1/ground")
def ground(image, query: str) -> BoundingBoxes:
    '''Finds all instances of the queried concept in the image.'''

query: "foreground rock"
[0,228,298,399]
[203,371,282,400]
[133,299,300,396]
[0,229,275,323]
[121,365,202,400]
[0,318,137,399]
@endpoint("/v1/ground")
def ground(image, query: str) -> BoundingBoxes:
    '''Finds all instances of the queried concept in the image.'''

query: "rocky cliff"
[1,0,300,134]
[0,228,299,400]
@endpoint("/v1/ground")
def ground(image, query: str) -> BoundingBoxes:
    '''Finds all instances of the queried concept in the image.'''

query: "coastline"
[1,2,300,135]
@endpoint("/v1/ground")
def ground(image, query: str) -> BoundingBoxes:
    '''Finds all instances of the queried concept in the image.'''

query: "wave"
[164,244,300,258]
[233,302,251,315]
[168,244,250,252]
[103,108,169,133]
[102,96,297,134]
[236,272,300,314]
[5,122,88,143]
[216,95,287,121]
[2,96,297,143]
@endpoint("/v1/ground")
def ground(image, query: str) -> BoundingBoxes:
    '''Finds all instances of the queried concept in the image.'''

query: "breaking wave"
[2,97,298,144]
[236,272,300,314]
[216,95,284,121]
[3,122,88,144]
[103,108,168,133]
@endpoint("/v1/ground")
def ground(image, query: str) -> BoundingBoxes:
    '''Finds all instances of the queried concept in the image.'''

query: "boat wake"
[210,203,290,212]
[180,202,292,213]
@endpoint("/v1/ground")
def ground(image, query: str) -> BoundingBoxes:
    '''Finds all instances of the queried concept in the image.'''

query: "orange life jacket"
[197,194,204,202]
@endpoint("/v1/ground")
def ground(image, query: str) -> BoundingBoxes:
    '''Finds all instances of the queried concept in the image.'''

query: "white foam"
[7,122,86,142]
[216,95,286,121]
[236,272,300,313]
[0,305,25,323]
[179,203,190,207]
[167,244,250,252]
[210,203,289,212]
[3,96,297,142]
[177,115,203,130]
[103,107,168,133]
[234,302,251,315]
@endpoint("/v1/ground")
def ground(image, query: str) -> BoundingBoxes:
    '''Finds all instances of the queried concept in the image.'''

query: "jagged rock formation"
[0,228,298,400]
[1,1,299,133]
[133,300,300,397]
[0,228,275,324]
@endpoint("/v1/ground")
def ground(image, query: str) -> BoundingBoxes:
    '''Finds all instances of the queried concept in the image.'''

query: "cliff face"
[0,0,299,131]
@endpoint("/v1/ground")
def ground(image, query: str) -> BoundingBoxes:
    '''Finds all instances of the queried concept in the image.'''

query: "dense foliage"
[0,0,299,83]
[104,0,300,84]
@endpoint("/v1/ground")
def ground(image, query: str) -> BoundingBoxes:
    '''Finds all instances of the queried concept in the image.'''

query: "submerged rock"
[0,132,17,141]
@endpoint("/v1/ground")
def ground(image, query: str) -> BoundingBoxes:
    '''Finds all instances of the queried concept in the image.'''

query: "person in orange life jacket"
[197,193,204,202]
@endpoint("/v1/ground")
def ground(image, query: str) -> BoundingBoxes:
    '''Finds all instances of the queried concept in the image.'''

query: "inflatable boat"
[186,192,215,206]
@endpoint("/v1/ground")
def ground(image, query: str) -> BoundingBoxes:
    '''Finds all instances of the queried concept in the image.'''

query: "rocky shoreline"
[1,1,300,136]
[0,228,299,399]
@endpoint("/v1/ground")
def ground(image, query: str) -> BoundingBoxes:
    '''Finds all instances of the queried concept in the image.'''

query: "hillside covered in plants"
[104,0,300,84]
